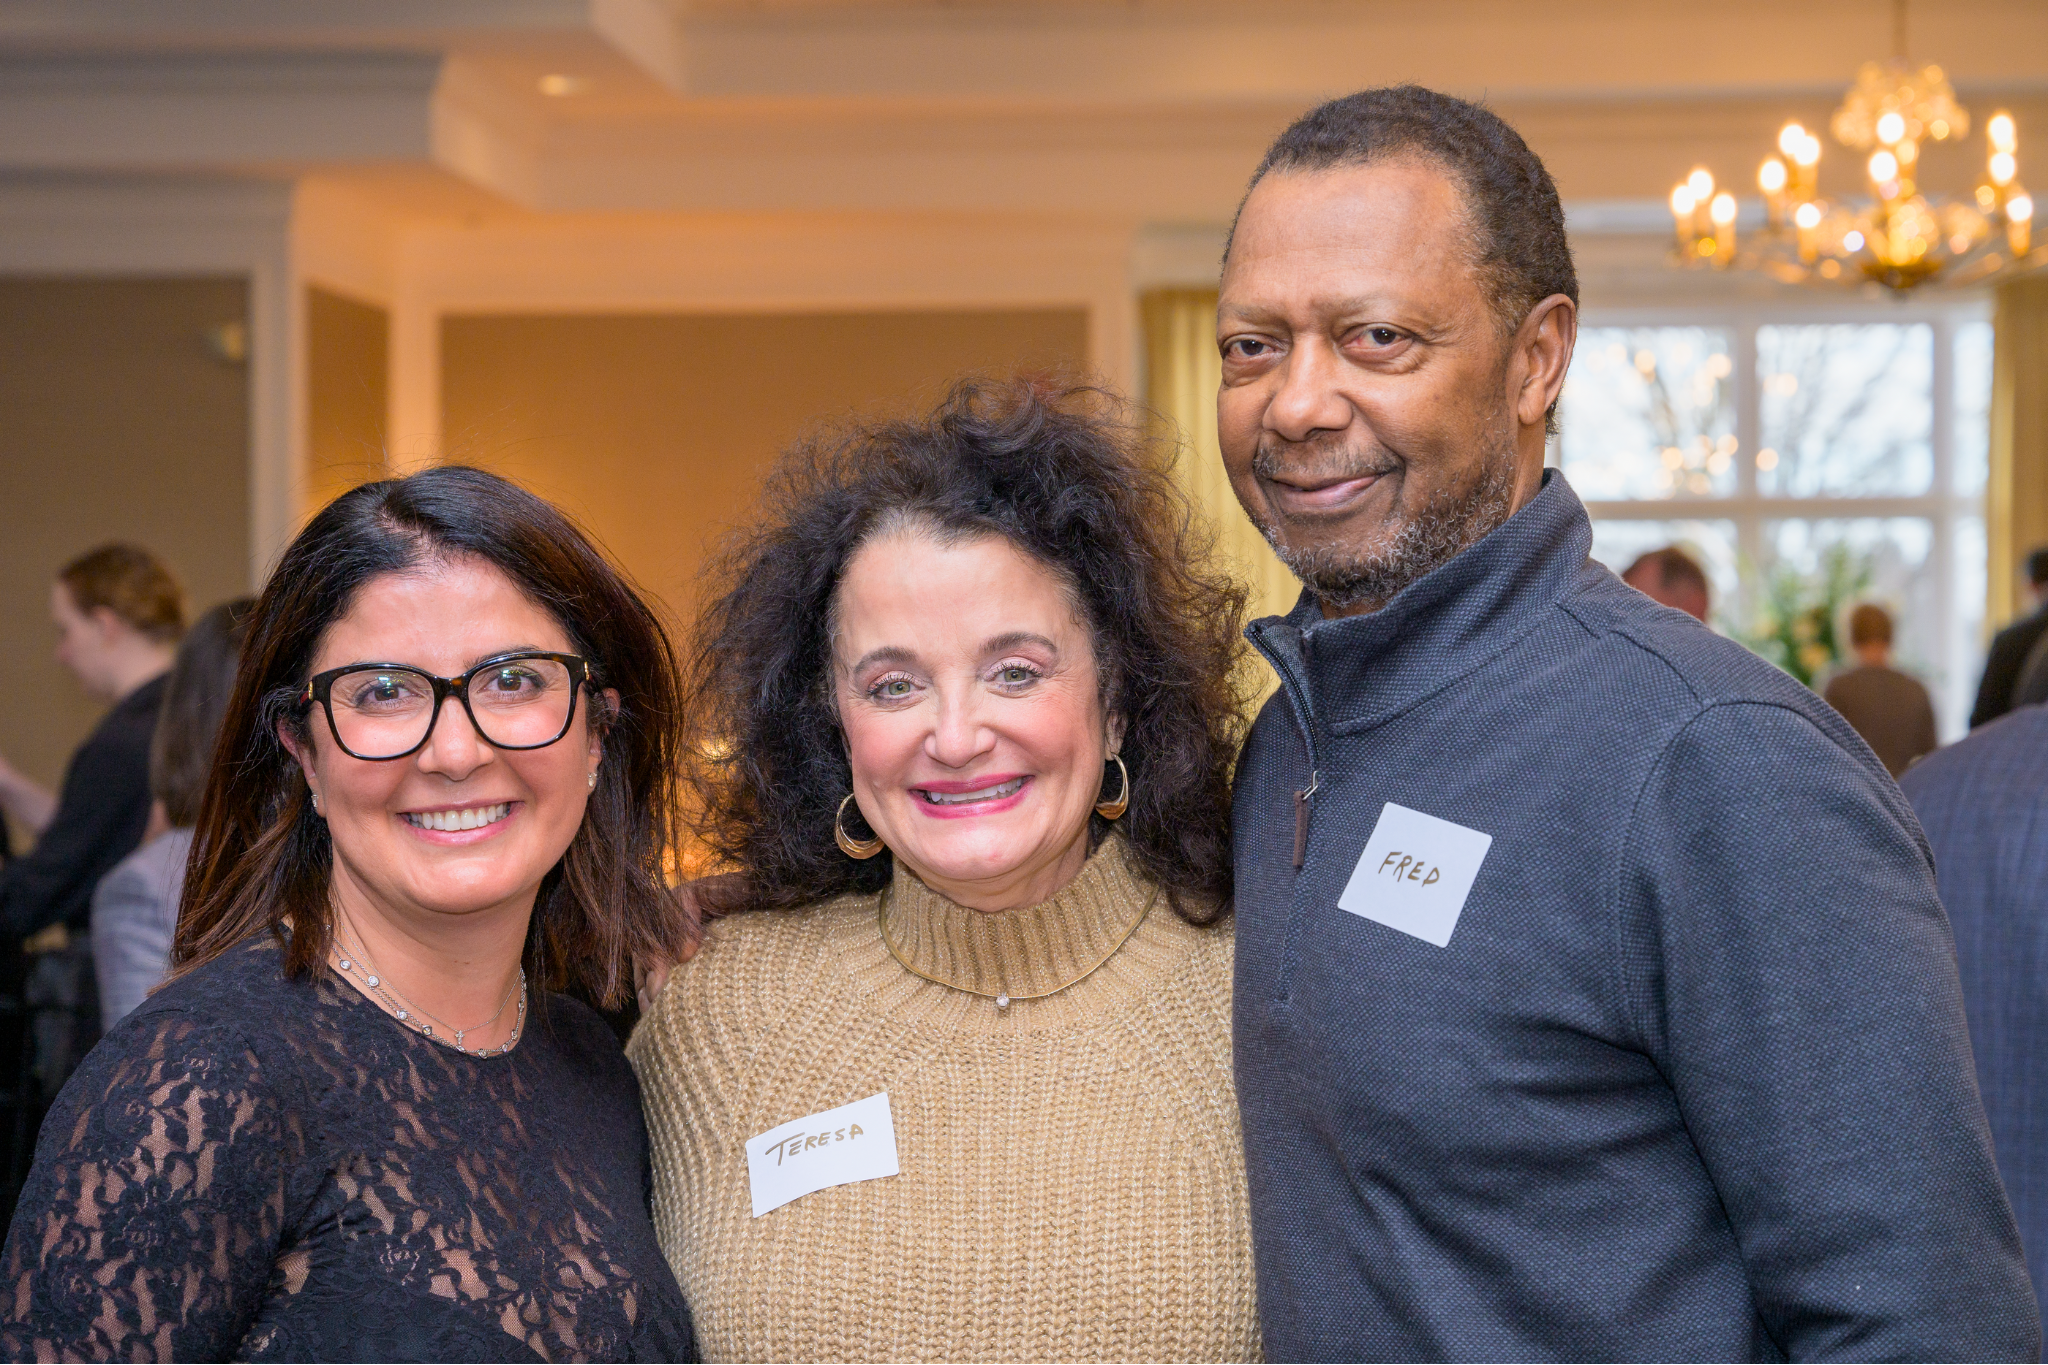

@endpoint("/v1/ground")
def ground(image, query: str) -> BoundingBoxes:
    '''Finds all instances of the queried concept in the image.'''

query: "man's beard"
[1248,431,1520,613]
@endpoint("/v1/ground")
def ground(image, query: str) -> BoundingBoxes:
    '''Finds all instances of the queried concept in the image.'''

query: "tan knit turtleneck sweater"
[627,836,1259,1363]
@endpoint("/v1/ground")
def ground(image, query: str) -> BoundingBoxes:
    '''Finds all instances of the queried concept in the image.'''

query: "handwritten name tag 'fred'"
[746,1091,901,1217]
[1337,802,1493,948]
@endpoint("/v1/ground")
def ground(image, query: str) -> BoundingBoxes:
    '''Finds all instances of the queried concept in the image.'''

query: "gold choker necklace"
[876,883,1157,1010]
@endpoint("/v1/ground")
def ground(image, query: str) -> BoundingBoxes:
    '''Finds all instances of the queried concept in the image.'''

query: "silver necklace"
[332,920,526,1058]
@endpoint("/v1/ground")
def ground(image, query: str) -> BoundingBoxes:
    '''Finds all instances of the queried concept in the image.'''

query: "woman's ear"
[277,716,322,812]
[589,687,621,767]
[277,716,313,780]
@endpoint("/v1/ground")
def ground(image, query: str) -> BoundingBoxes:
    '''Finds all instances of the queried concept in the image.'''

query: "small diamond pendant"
[995,993,1010,1009]
[366,975,380,987]
[338,959,352,970]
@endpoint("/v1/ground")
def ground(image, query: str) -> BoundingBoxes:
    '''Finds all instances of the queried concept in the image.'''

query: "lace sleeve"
[0,1011,302,1362]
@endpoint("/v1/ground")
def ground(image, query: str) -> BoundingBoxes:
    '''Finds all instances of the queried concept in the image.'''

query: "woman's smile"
[400,799,519,841]
[911,774,1030,818]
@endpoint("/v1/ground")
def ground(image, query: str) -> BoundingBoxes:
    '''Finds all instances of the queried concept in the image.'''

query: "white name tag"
[746,1091,901,1218]
[1337,802,1493,948]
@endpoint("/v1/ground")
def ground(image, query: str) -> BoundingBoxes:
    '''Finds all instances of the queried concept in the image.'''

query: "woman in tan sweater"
[629,378,1260,1362]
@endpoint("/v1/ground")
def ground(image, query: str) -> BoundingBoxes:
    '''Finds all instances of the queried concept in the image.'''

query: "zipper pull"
[1291,771,1320,870]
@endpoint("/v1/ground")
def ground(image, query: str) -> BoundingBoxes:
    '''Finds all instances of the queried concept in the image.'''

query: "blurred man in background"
[0,544,183,1092]
[1902,701,2048,1343]
[1971,546,2048,728]
[1621,545,1711,622]
[1824,602,1938,778]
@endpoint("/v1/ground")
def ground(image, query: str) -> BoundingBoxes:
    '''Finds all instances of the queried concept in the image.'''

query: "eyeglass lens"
[327,658,576,758]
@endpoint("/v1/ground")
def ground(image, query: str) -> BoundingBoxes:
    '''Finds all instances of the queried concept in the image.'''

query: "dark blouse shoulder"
[1,935,695,1363]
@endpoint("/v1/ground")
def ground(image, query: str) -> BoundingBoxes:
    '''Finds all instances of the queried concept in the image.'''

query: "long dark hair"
[173,466,692,1007]
[684,377,1250,925]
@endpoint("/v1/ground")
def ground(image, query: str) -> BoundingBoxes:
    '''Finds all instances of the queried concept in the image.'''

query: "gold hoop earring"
[835,793,885,860]
[1095,754,1130,820]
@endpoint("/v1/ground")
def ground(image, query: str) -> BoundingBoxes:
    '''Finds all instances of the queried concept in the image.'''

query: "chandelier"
[1668,13,2038,293]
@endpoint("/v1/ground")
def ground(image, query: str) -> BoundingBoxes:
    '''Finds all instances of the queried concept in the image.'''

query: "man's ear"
[1513,293,1578,430]
[89,606,129,644]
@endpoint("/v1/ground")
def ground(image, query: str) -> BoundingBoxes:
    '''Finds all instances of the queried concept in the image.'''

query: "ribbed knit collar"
[1247,468,1595,740]
[878,835,1156,1002]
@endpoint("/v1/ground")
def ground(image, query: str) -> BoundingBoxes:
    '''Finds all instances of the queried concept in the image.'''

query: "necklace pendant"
[995,993,1011,1009]
[338,959,352,971]
[366,975,379,987]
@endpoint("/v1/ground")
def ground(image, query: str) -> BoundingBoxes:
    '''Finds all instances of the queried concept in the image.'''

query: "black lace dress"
[0,935,697,1362]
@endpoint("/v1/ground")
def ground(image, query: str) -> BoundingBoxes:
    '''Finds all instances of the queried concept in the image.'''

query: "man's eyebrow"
[1219,293,1396,322]
[983,632,1058,656]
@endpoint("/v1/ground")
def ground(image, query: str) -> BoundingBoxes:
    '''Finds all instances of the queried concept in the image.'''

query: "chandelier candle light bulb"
[1668,54,2039,291]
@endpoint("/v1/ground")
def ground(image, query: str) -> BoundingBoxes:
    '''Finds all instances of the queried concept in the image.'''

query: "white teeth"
[919,778,1025,806]
[405,803,511,832]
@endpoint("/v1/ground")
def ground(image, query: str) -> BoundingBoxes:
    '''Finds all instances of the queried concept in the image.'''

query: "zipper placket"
[1247,622,1324,870]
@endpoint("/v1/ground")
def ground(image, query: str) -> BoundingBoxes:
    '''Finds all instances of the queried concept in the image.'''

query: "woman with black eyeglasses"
[0,467,699,1362]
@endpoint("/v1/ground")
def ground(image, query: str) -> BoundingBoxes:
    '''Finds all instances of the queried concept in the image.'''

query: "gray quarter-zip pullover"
[1233,470,2037,1361]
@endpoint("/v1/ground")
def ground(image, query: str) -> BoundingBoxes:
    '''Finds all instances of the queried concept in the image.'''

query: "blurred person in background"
[1902,702,2048,1342]
[0,543,183,1093]
[2009,612,2048,714]
[1823,602,1938,778]
[1,469,696,1360]
[1622,544,1711,622]
[90,597,254,1029]
[1971,546,2048,728]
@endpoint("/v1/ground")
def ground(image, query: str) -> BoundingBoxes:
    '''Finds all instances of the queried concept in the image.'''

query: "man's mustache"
[1249,433,1402,486]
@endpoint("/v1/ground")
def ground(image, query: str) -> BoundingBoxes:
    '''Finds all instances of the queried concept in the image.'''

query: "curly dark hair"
[683,377,1250,925]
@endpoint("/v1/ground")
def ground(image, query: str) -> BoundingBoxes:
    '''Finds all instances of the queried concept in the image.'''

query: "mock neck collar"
[1249,469,1595,736]
[878,835,1156,1002]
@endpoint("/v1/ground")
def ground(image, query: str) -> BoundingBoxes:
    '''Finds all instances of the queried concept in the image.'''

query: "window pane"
[1760,518,1935,686]
[1590,519,1739,623]
[1561,328,1737,500]
[1949,515,1987,738]
[1757,324,1932,495]
[1954,321,1993,497]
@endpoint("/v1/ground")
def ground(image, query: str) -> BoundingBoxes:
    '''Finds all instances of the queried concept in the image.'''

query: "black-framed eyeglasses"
[301,652,593,761]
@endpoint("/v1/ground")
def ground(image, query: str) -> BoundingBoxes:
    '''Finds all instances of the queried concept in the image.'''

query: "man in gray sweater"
[1222,87,2037,1360]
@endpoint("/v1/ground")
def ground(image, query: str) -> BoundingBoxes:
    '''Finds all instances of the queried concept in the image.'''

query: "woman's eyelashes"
[856,657,1047,703]
[863,671,919,702]
[987,659,1045,690]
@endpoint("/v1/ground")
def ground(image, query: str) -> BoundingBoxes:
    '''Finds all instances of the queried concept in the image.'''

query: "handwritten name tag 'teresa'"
[746,1091,901,1217]
[1337,801,1493,948]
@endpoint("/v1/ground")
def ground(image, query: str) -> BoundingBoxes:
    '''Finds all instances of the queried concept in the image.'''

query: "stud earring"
[1094,754,1131,820]
[587,769,598,790]
[310,790,322,814]
[835,793,885,859]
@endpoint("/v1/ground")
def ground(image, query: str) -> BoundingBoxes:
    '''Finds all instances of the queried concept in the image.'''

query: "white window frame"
[1566,297,1993,738]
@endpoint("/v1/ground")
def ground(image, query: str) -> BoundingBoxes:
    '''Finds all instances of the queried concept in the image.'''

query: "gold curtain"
[1141,288,1302,623]
[1989,275,2048,628]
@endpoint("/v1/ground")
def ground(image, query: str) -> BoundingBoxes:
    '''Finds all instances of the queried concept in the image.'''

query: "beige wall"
[0,276,251,847]
[439,308,1089,626]
[306,285,390,514]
